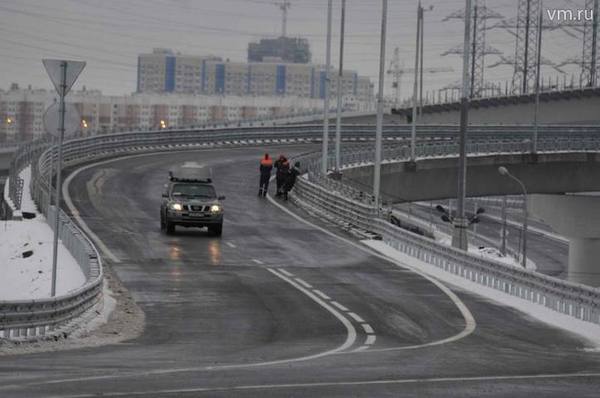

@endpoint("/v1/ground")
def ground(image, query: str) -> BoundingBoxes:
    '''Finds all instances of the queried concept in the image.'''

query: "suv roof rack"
[168,171,212,184]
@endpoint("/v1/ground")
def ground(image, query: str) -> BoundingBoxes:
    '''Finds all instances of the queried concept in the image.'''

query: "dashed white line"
[348,312,366,323]
[361,324,374,334]
[294,278,313,289]
[251,259,264,265]
[225,242,236,248]
[365,335,376,345]
[353,345,369,353]
[330,301,350,312]
[279,269,294,277]
[312,289,331,301]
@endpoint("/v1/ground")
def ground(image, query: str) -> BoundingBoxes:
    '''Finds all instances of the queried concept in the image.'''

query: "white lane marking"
[225,241,236,248]
[64,163,121,263]
[348,312,366,323]
[353,345,370,353]
[312,289,331,301]
[365,335,376,345]
[362,323,374,334]
[49,372,600,397]
[294,278,313,289]
[330,301,349,312]
[279,269,294,277]
[266,190,477,352]
[252,259,264,265]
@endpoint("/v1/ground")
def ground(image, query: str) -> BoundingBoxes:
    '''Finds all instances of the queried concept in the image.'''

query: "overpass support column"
[529,194,600,286]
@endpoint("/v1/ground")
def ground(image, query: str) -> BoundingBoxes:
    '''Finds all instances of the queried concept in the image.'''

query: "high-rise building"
[247,37,311,64]
[136,49,373,107]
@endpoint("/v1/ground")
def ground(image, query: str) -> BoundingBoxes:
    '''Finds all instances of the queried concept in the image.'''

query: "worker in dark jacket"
[274,154,289,197]
[282,161,301,201]
[258,153,273,197]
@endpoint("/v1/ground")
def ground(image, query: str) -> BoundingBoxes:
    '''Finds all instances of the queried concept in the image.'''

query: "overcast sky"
[0,0,587,100]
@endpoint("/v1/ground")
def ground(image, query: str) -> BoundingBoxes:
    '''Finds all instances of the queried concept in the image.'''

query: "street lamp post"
[498,166,528,268]
[410,2,422,162]
[334,0,346,173]
[322,0,333,175]
[373,0,388,206]
[532,1,543,154]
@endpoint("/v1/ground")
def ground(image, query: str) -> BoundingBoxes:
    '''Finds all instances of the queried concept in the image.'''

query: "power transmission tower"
[442,0,503,98]
[276,0,292,37]
[581,0,599,86]
[489,0,565,94]
[513,0,541,94]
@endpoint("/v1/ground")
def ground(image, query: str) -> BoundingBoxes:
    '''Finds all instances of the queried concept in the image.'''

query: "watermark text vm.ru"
[546,8,594,22]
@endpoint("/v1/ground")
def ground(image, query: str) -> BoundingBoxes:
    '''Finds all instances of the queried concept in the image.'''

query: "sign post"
[43,59,85,297]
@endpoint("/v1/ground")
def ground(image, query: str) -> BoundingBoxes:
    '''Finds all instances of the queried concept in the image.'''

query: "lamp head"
[498,166,509,176]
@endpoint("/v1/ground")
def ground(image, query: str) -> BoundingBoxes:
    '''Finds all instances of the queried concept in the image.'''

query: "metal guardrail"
[291,156,600,327]
[0,206,102,339]
[3,123,600,340]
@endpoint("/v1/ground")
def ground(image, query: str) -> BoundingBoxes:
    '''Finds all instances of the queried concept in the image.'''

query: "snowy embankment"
[1,166,85,300]
[362,239,600,348]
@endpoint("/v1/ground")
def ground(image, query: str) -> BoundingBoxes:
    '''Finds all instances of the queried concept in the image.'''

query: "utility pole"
[533,1,543,154]
[335,0,346,173]
[410,2,422,162]
[451,0,472,251]
[322,0,332,175]
[591,0,599,86]
[419,4,425,117]
[500,195,507,255]
[373,0,388,207]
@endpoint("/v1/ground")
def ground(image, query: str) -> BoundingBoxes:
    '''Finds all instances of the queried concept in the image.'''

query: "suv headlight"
[210,204,222,213]
[171,203,183,211]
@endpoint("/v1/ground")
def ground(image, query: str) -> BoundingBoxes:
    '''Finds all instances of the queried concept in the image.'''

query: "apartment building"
[0,86,324,142]
[137,49,374,106]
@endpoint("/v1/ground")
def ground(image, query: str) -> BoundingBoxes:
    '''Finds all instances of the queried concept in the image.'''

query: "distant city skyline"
[0,0,588,99]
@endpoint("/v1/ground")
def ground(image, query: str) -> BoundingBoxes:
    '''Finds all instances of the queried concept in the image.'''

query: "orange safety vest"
[260,157,273,167]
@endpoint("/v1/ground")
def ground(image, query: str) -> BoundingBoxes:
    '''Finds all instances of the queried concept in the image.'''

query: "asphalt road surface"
[1,145,599,397]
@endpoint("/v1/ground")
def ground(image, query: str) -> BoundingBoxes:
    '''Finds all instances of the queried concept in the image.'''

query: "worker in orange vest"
[258,153,273,197]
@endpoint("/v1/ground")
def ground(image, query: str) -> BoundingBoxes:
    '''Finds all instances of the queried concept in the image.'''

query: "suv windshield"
[171,183,216,199]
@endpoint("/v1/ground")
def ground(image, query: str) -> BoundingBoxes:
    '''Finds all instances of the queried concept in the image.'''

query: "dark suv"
[160,173,225,236]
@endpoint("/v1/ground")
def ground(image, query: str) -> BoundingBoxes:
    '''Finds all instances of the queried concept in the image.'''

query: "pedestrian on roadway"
[282,161,301,201]
[258,153,273,197]
[274,154,289,197]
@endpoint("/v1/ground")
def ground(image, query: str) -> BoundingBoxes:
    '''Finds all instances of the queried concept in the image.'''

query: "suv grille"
[188,205,209,212]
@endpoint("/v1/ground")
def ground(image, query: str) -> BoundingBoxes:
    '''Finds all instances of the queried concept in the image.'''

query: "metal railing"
[290,156,600,328]
[0,206,102,339]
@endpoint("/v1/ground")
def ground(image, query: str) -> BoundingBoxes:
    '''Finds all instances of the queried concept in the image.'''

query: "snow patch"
[0,166,85,300]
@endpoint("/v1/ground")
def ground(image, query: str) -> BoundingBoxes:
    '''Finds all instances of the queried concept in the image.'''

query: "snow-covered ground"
[437,235,537,270]
[362,239,600,348]
[0,166,85,300]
